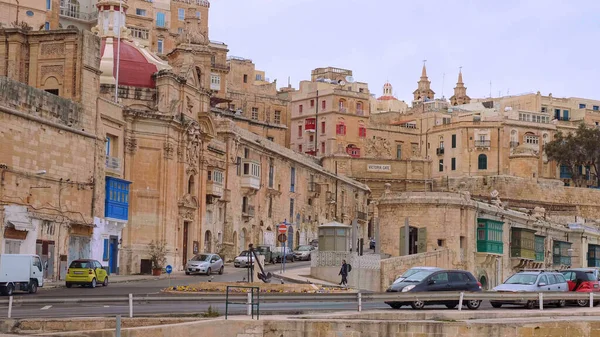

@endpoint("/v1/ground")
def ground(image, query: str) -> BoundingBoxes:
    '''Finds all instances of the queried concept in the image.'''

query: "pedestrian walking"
[339,260,349,287]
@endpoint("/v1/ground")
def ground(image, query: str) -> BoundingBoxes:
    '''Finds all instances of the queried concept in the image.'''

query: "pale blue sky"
[209,0,600,102]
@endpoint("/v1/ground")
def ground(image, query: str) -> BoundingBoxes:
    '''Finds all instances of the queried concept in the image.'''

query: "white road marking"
[41,305,52,310]
[103,305,110,308]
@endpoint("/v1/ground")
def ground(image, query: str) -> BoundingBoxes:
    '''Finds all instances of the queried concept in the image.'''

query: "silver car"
[185,253,224,275]
[234,250,255,268]
[293,245,316,261]
[491,271,568,309]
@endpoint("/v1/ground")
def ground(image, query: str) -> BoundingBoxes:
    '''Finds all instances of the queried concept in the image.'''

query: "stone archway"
[479,275,489,290]
[204,230,212,253]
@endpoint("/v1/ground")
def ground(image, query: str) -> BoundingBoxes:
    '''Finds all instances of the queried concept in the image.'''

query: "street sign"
[165,265,172,274]
[277,234,287,243]
[278,224,287,234]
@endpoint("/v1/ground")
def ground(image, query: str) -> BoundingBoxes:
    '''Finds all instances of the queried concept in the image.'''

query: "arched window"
[358,122,366,138]
[338,99,347,112]
[356,102,364,115]
[478,154,487,170]
[188,175,195,194]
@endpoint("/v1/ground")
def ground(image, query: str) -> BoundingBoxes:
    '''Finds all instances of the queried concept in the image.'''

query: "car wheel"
[410,300,425,310]
[490,302,502,308]
[103,277,109,287]
[219,266,224,275]
[466,300,481,310]
[29,281,38,294]
[206,268,211,276]
[90,278,97,288]
[556,299,566,308]
[445,304,457,309]
[525,300,536,309]
[5,283,14,296]
[66,282,72,288]
[594,301,600,307]
[577,299,589,307]
[185,272,190,275]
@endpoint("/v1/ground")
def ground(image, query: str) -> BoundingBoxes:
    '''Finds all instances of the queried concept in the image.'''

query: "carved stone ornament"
[365,137,392,159]
[186,121,203,167]
[179,209,195,221]
[40,65,64,78]
[164,142,174,160]
[40,43,65,58]
[176,9,208,46]
[125,137,138,154]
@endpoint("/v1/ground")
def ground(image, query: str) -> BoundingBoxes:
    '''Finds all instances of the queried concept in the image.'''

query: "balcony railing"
[436,148,444,155]
[510,141,519,148]
[105,156,121,172]
[206,181,223,198]
[356,109,364,116]
[59,8,98,22]
[357,211,367,221]
[211,63,230,71]
[554,116,571,121]
[475,140,491,148]
[339,107,347,113]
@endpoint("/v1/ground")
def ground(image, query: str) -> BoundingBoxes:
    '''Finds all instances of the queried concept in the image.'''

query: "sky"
[209,0,600,103]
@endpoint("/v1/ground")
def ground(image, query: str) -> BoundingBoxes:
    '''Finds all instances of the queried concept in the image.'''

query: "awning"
[7,220,35,232]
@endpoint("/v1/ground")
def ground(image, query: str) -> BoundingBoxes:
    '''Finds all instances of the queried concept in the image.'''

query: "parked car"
[309,239,319,248]
[234,251,255,268]
[385,269,482,310]
[369,239,375,250]
[0,254,44,295]
[185,253,224,276]
[491,270,569,309]
[561,268,600,307]
[272,247,295,263]
[256,245,276,264]
[392,266,442,284]
[293,245,316,261]
[66,259,108,289]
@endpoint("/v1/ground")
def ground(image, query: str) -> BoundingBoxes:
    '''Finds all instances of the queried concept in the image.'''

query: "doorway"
[109,236,119,274]
[182,222,190,268]
[36,240,55,280]
[409,227,418,254]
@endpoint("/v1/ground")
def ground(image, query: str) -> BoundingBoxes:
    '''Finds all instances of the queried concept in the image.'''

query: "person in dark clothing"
[339,260,348,287]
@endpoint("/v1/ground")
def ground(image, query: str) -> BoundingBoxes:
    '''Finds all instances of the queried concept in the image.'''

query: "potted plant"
[149,240,167,276]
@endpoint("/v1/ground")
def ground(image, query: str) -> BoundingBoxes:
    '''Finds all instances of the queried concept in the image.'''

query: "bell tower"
[450,67,471,106]
[412,61,435,104]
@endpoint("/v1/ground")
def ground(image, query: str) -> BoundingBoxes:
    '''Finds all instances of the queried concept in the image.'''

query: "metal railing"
[436,148,444,155]
[59,8,98,21]
[4,291,598,318]
[475,140,491,147]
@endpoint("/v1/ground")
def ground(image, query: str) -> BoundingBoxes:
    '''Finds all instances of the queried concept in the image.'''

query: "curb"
[272,273,344,289]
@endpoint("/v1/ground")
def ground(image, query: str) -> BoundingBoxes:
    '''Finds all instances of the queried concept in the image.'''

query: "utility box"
[317,221,350,252]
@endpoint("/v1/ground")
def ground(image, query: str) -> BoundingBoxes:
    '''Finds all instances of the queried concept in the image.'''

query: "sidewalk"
[272,267,342,288]
[43,271,185,289]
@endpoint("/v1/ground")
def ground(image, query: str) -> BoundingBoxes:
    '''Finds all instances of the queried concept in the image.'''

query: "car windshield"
[69,261,92,269]
[191,254,210,262]
[505,274,538,285]
[401,268,428,278]
[402,271,436,283]
[581,271,597,281]
[238,251,251,257]
[297,245,312,251]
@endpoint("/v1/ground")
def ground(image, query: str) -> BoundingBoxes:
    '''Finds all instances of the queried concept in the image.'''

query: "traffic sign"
[278,224,287,234]
[165,265,173,274]
[277,234,287,243]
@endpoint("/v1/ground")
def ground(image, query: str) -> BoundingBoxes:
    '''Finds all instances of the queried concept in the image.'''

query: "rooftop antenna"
[489,81,492,98]
[441,72,445,98]
[287,76,290,87]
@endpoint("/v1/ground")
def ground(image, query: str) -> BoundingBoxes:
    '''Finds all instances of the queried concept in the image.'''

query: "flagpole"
[114,0,123,103]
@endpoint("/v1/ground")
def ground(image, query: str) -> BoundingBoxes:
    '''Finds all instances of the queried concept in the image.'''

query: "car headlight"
[401,285,416,292]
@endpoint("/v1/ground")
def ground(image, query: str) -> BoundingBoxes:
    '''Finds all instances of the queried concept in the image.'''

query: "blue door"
[109,237,119,274]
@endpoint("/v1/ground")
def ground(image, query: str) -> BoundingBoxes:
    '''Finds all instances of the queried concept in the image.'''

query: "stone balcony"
[206,181,223,198]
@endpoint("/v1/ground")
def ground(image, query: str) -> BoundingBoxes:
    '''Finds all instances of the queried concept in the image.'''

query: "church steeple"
[450,67,471,106]
[413,60,435,104]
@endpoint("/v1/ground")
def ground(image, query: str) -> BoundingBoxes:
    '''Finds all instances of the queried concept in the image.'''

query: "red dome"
[101,39,158,88]
[377,95,398,101]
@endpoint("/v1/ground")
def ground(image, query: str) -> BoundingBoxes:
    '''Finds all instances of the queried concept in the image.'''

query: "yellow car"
[65,259,109,288]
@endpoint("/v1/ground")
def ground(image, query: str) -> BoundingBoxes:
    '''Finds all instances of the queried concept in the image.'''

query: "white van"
[0,254,44,295]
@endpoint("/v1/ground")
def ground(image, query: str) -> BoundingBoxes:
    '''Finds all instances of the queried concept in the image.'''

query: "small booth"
[318,221,350,252]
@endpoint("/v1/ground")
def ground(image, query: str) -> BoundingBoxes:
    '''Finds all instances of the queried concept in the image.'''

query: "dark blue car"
[385,269,482,310]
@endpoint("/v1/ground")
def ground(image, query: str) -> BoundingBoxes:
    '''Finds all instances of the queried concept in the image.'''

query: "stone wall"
[311,251,381,291]
[379,249,454,290]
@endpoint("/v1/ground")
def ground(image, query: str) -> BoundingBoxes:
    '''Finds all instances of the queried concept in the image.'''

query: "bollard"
[591,293,594,308]
[538,293,543,310]
[129,294,133,318]
[357,292,362,312]
[7,296,12,318]
[115,315,121,337]
[458,292,464,311]
[247,292,252,316]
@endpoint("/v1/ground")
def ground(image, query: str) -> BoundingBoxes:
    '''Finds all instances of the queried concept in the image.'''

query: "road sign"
[277,234,287,243]
[165,265,172,274]
[278,224,287,234]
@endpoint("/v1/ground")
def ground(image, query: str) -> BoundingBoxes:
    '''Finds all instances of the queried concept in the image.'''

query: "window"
[510,228,535,259]
[563,109,570,121]
[157,39,164,54]
[210,74,220,90]
[105,136,111,156]
[336,122,346,135]
[321,142,325,154]
[309,135,314,142]
[290,167,296,192]
[236,157,241,175]
[44,22,50,30]
[289,199,295,220]
[255,74,262,81]
[554,108,561,119]
[541,106,547,113]
[274,111,281,124]
[321,121,325,134]
[553,241,572,266]
[322,100,326,109]
[594,106,599,111]
[242,161,260,178]
[451,134,456,148]
[588,244,600,267]
[560,165,572,179]
[579,103,586,109]
[478,154,487,170]
[310,100,315,107]
[105,177,131,221]
[525,134,539,145]
[535,236,545,262]
[299,144,303,152]
[135,8,146,16]
[268,197,273,218]
[156,12,166,27]
[244,148,249,159]
[196,11,201,19]
[451,157,456,170]
[297,125,304,137]
[267,136,274,142]
[242,196,248,213]
[129,27,149,40]
[243,74,248,83]
[439,159,443,172]
[476,219,503,254]
[358,126,366,138]
[299,105,303,114]
[208,170,224,184]
[178,8,185,21]
[46,0,51,9]
[268,160,274,188]
[396,144,402,159]
[251,107,258,120]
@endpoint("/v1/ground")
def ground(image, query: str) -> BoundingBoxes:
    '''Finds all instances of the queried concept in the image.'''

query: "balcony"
[211,63,230,71]
[357,211,368,221]
[339,107,348,113]
[206,181,223,198]
[105,177,131,221]
[105,156,121,172]
[475,140,491,148]
[554,116,570,121]
[59,8,98,22]
[242,205,255,218]
[510,141,519,148]
[356,109,365,116]
[436,148,444,156]
[305,118,316,131]
[241,160,260,190]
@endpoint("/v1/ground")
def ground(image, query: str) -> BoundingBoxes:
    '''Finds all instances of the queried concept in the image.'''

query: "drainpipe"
[497,127,501,175]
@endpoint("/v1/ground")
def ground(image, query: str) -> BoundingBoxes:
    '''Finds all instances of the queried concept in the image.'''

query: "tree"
[544,124,600,187]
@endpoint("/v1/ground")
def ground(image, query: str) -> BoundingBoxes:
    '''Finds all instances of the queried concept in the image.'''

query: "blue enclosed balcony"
[105,177,131,221]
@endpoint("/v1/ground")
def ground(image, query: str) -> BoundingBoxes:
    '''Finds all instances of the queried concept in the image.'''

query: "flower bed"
[164,282,353,293]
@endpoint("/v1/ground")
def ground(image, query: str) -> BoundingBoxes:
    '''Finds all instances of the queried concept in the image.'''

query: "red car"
[561,268,600,307]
